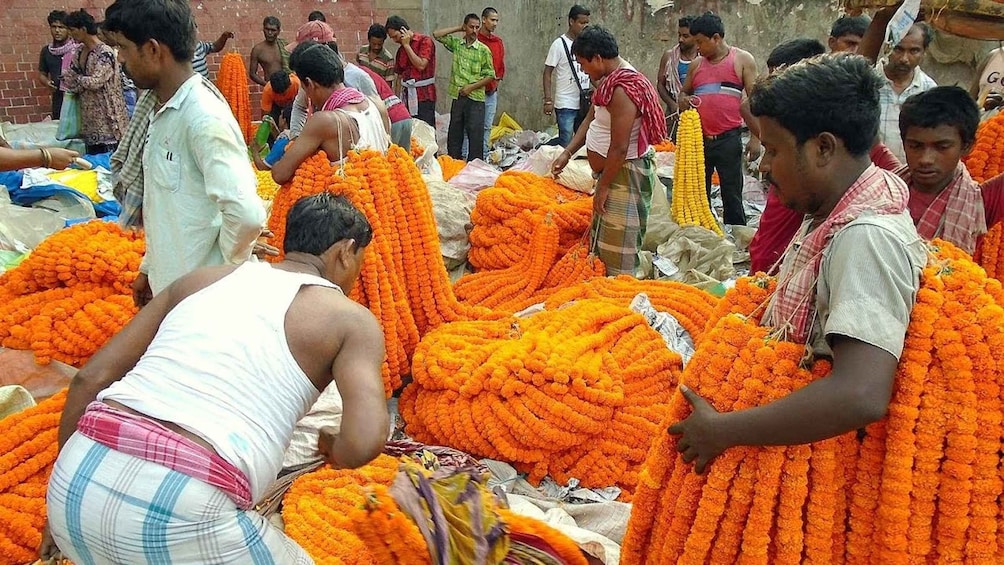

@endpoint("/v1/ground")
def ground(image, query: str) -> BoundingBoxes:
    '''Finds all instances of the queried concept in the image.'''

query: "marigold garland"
[0,389,66,565]
[409,137,425,159]
[974,221,1004,280]
[498,508,588,565]
[671,109,722,235]
[962,112,1004,183]
[652,139,676,153]
[622,240,1004,564]
[256,167,280,201]
[216,52,252,144]
[400,299,681,495]
[438,155,465,181]
[0,221,143,366]
[468,171,593,271]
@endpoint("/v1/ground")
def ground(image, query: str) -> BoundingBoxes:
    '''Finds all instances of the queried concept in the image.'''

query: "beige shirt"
[782,210,927,360]
[978,48,1004,105]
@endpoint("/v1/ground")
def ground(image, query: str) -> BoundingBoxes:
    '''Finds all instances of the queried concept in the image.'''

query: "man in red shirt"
[386,15,437,128]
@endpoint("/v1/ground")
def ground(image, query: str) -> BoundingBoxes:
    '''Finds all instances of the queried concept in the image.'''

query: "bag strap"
[561,36,586,95]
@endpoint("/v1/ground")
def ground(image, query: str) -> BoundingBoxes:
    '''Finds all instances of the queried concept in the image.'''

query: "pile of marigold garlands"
[0,221,143,367]
[623,240,1004,564]
[216,52,252,144]
[963,111,1003,183]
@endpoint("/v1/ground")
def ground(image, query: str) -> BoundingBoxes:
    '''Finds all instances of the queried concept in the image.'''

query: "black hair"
[263,16,281,29]
[750,53,881,157]
[367,23,387,40]
[829,15,870,39]
[285,193,373,255]
[689,11,725,39]
[464,13,480,25]
[568,5,590,21]
[911,22,934,48]
[385,15,409,32]
[289,40,344,87]
[307,11,326,22]
[899,86,980,147]
[47,10,67,25]
[325,40,340,55]
[572,25,618,59]
[104,0,196,61]
[269,70,292,94]
[678,15,695,29]
[65,9,98,35]
[767,38,825,71]
[482,7,498,18]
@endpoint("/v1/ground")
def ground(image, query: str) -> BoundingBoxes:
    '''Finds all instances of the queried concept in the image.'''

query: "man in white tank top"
[42,192,388,564]
[271,41,391,184]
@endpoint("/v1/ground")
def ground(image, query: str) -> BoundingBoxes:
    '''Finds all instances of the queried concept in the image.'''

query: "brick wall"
[0,0,387,124]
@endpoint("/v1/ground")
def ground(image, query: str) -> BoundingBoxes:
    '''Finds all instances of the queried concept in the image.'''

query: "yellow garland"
[671,109,722,235]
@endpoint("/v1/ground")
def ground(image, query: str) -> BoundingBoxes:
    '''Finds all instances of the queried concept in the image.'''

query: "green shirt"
[437,35,495,102]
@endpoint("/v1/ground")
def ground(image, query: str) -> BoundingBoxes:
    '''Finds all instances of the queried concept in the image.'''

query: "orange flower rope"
[0,390,66,565]
[498,508,588,565]
[962,112,1004,183]
[216,52,252,144]
[974,221,1004,279]
[437,155,465,181]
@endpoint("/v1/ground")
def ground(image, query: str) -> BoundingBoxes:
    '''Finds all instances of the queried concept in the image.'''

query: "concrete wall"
[405,0,998,131]
[0,0,387,123]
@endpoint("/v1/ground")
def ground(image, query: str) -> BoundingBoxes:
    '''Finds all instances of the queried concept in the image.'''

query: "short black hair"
[689,12,725,39]
[767,38,825,71]
[830,15,870,39]
[482,7,498,18]
[568,5,590,21]
[464,13,480,25]
[65,9,98,35]
[678,15,695,29]
[750,54,881,157]
[899,86,980,147]
[385,15,409,32]
[47,10,67,25]
[263,16,281,29]
[284,193,373,255]
[269,70,292,94]
[571,25,618,59]
[910,22,934,48]
[325,41,340,55]
[367,23,387,40]
[308,11,326,22]
[289,41,344,87]
[104,0,196,61]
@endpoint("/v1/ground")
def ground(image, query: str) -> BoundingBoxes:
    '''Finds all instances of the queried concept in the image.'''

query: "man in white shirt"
[105,0,265,305]
[860,11,937,162]
[542,4,592,147]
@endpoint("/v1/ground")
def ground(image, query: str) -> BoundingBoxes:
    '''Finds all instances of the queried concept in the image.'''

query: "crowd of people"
[3,0,1002,562]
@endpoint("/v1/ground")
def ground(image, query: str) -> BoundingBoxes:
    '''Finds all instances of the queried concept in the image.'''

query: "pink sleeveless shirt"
[690,47,744,136]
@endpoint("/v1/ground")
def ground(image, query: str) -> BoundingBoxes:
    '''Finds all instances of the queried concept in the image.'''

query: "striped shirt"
[437,34,495,102]
[877,63,937,163]
[192,41,214,79]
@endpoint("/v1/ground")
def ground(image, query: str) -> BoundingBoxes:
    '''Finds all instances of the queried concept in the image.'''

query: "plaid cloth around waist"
[77,401,254,509]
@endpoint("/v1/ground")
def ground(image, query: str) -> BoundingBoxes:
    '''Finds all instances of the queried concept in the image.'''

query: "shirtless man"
[249,16,288,87]
[272,41,390,184]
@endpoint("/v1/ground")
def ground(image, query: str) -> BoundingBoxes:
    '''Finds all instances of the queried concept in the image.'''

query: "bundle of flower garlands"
[672,109,722,236]
[468,171,593,271]
[399,299,682,496]
[256,167,280,201]
[453,214,605,314]
[437,155,465,181]
[0,221,143,367]
[963,111,1003,183]
[0,389,66,565]
[216,52,252,144]
[284,455,587,565]
[653,139,676,153]
[622,240,1004,564]
[973,221,1004,280]
[266,147,497,396]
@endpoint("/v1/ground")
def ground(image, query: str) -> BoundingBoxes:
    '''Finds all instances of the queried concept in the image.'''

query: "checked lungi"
[590,149,656,276]
[47,407,314,565]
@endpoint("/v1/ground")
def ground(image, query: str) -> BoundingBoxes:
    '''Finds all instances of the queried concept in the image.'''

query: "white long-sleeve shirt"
[141,74,265,295]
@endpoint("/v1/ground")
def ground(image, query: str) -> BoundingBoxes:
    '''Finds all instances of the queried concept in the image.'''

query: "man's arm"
[593,88,637,210]
[211,32,234,54]
[289,85,309,138]
[192,116,266,263]
[657,50,674,107]
[859,7,896,64]
[739,51,762,140]
[678,58,701,111]
[320,305,388,468]
[38,49,57,90]
[248,45,266,86]
[542,65,555,114]
[400,32,430,71]
[271,113,334,184]
[433,24,463,41]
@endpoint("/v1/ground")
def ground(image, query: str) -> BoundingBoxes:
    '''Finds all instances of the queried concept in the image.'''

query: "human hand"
[667,384,731,474]
[543,99,554,116]
[252,229,280,259]
[132,272,153,308]
[550,150,571,177]
[678,94,692,112]
[224,31,235,39]
[745,137,763,164]
[593,183,609,216]
[400,28,414,46]
[318,426,343,468]
[48,147,80,170]
[459,85,473,97]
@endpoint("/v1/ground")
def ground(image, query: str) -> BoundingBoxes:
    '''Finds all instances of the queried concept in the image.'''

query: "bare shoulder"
[290,285,377,333]
[167,265,241,308]
[736,48,757,64]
